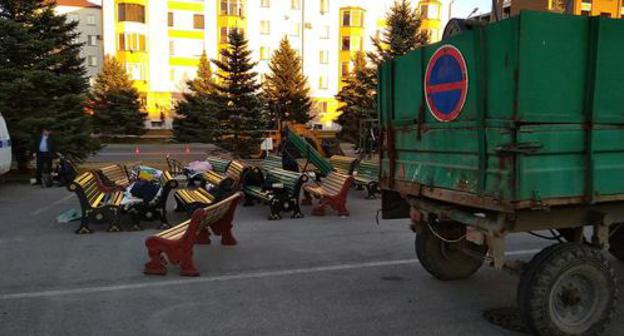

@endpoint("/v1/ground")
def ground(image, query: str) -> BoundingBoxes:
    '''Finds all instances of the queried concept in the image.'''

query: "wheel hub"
[551,271,597,328]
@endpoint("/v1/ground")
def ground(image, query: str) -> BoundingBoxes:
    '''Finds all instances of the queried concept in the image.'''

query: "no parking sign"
[424,45,468,122]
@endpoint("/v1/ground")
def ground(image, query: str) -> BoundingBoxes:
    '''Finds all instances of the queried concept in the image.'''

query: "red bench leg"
[196,227,211,245]
[144,238,168,275]
[178,249,200,277]
[302,191,313,206]
[210,196,242,246]
[311,199,327,216]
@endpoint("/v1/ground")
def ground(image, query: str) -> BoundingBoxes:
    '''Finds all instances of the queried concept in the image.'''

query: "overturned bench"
[143,192,243,276]
[303,172,353,217]
[243,168,308,220]
[68,171,124,234]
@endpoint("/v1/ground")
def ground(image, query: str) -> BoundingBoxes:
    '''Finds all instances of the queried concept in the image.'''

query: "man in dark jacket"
[34,128,55,185]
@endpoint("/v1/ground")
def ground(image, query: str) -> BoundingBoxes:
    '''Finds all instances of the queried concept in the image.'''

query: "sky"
[453,0,493,18]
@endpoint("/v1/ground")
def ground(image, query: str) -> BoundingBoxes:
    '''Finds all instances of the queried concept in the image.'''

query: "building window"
[260,20,270,34]
[86,14,96,25]
[342,10,350,26]
[118,33,146,52]
[220,0,244,16]
[260,46,270,60]
[341,62,349,77]
[291,0,300,10]
[581,10,591,16]
[67,13,79,22]
[291,23,301,37]
[320,0,329,14]
[318,101,328,113]
[319,50,328,64]
[261,0,270,8]
[351,10,363,27]
[582,0,591,3]
[319,75,328,89]
[600,12,611,17]
[168,12,174,27]
[87,56,98,67]
[169,41,175,55]
[321,25,330,39]
[352,36,362,51]
[170,68,175,81]
[126,63,144,80]
[341,36,350,51]
[87,35,97,46]
[194,14,204,29]
[118,3,145,23]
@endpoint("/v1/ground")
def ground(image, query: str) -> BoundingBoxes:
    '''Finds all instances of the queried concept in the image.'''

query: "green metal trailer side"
[378,11,624,336]
[379,11,624,211]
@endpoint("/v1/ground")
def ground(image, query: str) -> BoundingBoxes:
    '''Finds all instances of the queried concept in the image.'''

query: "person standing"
[34,128,55,185]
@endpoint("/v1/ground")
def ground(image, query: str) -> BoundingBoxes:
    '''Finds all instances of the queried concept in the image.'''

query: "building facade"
[481,0,624,19]
[101,0,445,129]
[55,0,104,82]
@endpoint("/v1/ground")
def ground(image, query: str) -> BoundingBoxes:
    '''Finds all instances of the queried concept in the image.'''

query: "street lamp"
[467,7,479,18]
[448,0,456,22]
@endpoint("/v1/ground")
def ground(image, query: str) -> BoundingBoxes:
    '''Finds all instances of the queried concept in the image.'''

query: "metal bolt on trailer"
[378,11,623,336]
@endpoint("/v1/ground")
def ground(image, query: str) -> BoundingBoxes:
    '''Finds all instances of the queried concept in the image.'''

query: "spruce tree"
[173,52,221,143]
[212,29,265,158]
[369,0,429,64]
[336,52,377,144]
[0,0,100,169]
[89,56,146,135]
[264,37,312,125]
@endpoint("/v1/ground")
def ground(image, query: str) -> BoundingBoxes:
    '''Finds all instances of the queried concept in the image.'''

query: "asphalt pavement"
[0,151,622,335]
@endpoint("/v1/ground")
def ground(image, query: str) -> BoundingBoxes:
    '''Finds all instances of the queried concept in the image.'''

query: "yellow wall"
[314,98,340,126]
[573,0,623,17]
[418,0,442,42]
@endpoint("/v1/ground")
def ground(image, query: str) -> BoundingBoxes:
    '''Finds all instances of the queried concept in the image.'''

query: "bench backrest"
[321,172,353,197]
[265,168,308,196]
[201,170,234,199]
[166,157,186,176]
[329,155,358,175]
[262,154,283,171]
[226,160,248,186]
[206,156,231,174]
[68,172,107,209]
[355,161,379,180]
[99,164,130,187]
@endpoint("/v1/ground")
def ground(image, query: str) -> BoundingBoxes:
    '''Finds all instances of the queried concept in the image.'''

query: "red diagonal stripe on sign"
[426,80,466,94]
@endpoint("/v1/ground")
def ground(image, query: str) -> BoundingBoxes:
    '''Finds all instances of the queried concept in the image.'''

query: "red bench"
[302,172,353,216]
[143,192,243,276]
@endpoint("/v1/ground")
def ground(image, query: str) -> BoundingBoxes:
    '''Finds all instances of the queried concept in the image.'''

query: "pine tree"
[0,0,100,169]
[264,37,312,125]
[89,56,146,136]
[173,52,221,143]
[212,29,265,158]
[369,0,429,64]
[336,52,377,144]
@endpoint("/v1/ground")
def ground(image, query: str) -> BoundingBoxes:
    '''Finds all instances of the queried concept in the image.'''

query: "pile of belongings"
[121,166,164,210]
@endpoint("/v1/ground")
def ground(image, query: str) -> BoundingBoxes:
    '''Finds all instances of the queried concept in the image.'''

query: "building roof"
[54,0,100,8]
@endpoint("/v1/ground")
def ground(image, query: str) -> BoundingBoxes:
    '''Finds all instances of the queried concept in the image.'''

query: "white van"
[0,113,12,175]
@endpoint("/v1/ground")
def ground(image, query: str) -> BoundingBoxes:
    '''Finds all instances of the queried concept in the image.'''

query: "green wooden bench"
[262,154,283,171]
[144,192,243,276]
[68,171,124,234]
[353,160,380,199]
[243,167,308,219]
[206,156,232,174]
[329,155,358,175]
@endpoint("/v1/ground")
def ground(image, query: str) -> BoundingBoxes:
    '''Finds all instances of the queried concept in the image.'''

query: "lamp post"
[448,0,456,21]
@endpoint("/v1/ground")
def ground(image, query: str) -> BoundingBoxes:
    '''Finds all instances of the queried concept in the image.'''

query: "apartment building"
[55,0,104,82]
[102,0,444,129]
[479,0,624,20]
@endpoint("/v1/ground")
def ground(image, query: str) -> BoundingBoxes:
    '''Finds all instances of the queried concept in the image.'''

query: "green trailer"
[379,11,623,336]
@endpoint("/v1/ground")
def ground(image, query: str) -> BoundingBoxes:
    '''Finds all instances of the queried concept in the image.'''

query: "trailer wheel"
[609,224,624,261]
[517,243,617,336]
[415,221,486,281]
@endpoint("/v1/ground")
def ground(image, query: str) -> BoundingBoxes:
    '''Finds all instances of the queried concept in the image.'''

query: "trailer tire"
[415,221,486,281]
[609,224,624,261]
[517,243,617,336]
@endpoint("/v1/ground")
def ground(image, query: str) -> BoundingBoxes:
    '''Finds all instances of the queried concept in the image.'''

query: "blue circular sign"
[424,45,468,122]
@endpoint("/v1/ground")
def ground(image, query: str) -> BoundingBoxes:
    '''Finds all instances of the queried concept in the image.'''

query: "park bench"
[205,156,232,174]
[166,156,186,178]
[173,167,237,215]
[68,171,124,234]
[126,170,179,230]
[303,172,353,217]
[261,154,283,171]
[329,155,358,175]
[224,160,249,189]
[353,160,380,199]
[144,192,243,276]
[243,167,308,219]
[199,170,235,198]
